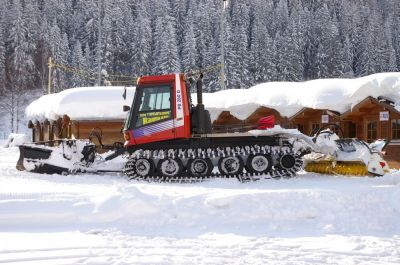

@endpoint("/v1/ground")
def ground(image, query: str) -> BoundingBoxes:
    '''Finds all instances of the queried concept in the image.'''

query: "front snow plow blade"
[305,161,369,176]
[16,144,67,174]
[16,140,96,174]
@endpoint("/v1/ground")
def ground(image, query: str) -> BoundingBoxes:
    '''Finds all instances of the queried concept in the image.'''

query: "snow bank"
[200,72,400,120]
[2,133,30,148]
[26,86,135,122]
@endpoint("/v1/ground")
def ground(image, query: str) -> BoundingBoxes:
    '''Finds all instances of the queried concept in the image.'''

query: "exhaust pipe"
[195,73,206,134]
[196,73,203,105]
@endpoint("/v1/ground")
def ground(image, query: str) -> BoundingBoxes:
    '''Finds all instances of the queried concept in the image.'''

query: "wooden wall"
[341,98,400,142]
[212,106,292,132]
[245,106,292,128]
[212,111,247,132]
[70,120,125,146]
[291,109,340,136]
[383,140,400,169]
[30,116,125,151]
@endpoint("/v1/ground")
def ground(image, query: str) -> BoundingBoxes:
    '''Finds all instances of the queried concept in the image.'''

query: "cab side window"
[135,86,172,128]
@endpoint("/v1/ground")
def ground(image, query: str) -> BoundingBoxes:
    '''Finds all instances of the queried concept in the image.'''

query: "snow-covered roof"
[26,86,136,122]
[200,72,400,121]
[26,72,400,123]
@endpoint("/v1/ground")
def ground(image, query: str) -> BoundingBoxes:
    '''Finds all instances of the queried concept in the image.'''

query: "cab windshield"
[125,85,173,129]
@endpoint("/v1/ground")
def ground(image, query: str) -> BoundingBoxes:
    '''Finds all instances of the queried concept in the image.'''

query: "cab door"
[132,85,175,145]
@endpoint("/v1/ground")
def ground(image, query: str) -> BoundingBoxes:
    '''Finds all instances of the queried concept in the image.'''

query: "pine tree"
[353,4,381,76]
[84,43,93,72]
[131,3,152,76]
[7,0,30,132]
[0,27,5,85]
[250,0,276,82]
[235,23,252,87]
[313,4,336,78]
[275,0,289,33]
[49,21,69,92]
[21,0,39,86]
[224,16,240,89]
[159,20,181,74]
[71,40,86,87]
[181,13,196,73]
[378,19,397,72]
[340,37,354,77]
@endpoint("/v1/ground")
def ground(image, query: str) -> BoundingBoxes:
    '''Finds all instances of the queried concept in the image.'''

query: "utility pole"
[97,0,104,86]
[220,0,228,90]
[47,57,52,94]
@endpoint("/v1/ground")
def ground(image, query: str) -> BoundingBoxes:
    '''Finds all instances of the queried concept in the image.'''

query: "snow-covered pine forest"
[0,0,399,93]
[0,0,400,133]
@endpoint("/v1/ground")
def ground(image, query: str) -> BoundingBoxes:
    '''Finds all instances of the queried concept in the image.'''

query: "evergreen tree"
[393,2,400,70]
[340,37,354,77]
[378,19,397,72]
[0,27,5,85]
[36,17,51,93]
[181,14,197,73]
[49,21,69,92]
[131,3,152,76]
[7,0,31,132]
[71,40,86,87]
[159,20,181,74]
[224,16,240,89]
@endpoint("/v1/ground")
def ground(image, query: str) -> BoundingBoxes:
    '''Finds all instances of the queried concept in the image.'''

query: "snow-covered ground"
[0,145,400,264]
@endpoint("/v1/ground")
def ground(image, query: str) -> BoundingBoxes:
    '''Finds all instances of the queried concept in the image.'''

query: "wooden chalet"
[340,96,400,142]
[29,115,125,149]
[245,106,291,128]
[212,106,290,132]
[212,111,244,132]
[26,86,135,151]
[290,108,340,136]
[339,96,400,168]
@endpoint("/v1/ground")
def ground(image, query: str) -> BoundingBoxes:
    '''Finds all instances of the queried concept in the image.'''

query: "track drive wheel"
[246,154,273,174]
[157,158,184,179]
[276,153,303,178]
[124,158,155,179]
[187,158,213,177]
[218,156,244,176]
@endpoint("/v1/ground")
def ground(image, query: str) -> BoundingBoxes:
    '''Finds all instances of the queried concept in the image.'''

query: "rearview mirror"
[123,105,131,112]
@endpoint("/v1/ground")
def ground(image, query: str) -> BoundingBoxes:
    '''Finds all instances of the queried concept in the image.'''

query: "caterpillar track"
[123,145,304,182]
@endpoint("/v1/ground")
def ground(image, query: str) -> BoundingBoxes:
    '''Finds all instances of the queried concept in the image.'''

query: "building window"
[310,123,320,135]
[392,119,400,139]
[348,122,356,138]
[367,121,377,143]
[297,124,304,133]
